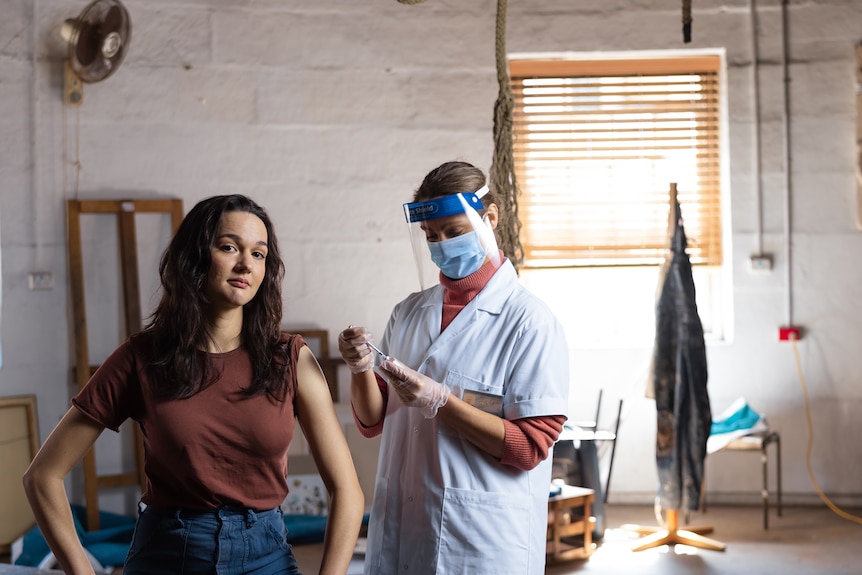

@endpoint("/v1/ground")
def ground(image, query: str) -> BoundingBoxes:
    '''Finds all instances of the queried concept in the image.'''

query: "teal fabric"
[13,523,51,567]
[283,514,330,544]
[15,504,135,568]
[710,402,762,435]
[283,512,370,545]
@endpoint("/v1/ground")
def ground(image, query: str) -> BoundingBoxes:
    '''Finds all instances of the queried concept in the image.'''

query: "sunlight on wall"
[520,265,722,349]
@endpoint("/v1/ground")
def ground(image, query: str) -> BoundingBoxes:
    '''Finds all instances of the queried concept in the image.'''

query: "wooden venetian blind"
[510,56,722,267]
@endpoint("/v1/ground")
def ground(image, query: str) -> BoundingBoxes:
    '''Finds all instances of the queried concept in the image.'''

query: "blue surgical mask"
[427,231,487,279]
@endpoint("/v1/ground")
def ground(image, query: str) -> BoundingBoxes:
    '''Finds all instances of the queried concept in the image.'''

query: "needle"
[366,341,390,361]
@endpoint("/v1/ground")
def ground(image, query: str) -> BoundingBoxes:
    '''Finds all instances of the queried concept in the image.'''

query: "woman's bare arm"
[23,407,106,575]
[295,346,365,575]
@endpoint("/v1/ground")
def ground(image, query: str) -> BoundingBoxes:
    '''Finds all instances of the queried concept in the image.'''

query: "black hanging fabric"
[651,195,712,512]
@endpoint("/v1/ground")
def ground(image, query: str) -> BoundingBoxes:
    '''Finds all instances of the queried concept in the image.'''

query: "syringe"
[366,341,391,362]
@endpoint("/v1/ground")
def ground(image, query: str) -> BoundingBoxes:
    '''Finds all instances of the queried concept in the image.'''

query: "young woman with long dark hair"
[25,195,364,575]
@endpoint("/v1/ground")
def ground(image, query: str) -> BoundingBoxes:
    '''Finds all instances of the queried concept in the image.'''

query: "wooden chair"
[703,429,782,529]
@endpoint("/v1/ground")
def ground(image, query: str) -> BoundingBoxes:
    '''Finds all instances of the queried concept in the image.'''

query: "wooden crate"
[546,485,595,562]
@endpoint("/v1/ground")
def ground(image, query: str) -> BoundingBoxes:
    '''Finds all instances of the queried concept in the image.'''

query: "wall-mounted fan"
[60,0,132,106]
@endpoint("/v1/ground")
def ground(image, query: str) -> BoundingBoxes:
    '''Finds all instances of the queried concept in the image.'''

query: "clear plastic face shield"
[403,185,501,290]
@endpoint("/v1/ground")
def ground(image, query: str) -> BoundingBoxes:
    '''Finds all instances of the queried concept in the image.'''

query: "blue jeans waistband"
[139,503,281,526]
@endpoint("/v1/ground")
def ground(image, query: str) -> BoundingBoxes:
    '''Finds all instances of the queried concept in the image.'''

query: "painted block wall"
[1,0,861,514]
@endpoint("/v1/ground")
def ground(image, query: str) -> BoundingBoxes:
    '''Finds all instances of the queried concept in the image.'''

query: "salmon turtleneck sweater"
[356,254,565,471]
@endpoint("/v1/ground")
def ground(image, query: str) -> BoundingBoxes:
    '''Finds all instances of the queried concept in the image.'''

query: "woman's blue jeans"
[123,504,302,575]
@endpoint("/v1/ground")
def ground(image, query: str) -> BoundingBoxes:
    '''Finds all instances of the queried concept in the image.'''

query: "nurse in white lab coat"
[339,161,570,575]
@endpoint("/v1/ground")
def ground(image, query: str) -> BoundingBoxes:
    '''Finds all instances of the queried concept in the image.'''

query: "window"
[511,55,722,267]
[510,53,729,346]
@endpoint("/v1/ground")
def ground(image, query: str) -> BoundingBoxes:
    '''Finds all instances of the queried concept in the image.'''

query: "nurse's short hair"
[413,161,500,213]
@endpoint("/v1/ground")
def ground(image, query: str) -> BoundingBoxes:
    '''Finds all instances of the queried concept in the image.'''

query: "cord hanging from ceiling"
[683,0,693,43]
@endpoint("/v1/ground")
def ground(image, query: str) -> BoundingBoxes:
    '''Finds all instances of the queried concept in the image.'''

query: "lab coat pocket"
[445,371,503,416]
[438,487,531,574]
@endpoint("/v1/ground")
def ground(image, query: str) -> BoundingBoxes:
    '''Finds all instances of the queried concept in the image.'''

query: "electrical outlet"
[28,271,54,291]
[778,327,802,341]
[749,254,773,272]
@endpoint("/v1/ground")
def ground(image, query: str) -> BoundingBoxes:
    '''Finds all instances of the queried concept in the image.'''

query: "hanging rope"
[396,0,523,268]
[683,0,693,43]
[489,0,524,270]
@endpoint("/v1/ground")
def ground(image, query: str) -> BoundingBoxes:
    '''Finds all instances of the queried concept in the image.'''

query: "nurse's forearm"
[437,396,506,458]
[350,370,386,427]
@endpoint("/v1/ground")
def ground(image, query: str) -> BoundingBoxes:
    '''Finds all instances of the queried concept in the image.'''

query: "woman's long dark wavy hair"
[143,194,289,401]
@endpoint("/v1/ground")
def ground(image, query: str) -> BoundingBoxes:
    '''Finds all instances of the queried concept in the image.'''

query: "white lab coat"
[364,260,570,575]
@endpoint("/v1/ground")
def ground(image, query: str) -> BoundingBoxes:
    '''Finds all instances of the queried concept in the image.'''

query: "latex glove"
[337,325,375,374]
[379,358,450,419]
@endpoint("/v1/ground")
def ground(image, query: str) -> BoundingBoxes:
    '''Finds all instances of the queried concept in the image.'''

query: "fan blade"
[75,20,100,67]
[101,5,123,34]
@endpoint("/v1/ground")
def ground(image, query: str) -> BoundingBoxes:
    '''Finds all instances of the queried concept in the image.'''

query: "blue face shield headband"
[403,192,484,224]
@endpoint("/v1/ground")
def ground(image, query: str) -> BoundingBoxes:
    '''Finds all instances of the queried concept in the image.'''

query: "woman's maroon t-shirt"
[72,332,304,511]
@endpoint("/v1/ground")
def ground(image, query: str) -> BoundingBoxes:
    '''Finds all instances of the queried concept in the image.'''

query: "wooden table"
[547,485,595,562]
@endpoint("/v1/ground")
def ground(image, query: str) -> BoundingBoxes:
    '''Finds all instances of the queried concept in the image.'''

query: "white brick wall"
[2,0,862,514]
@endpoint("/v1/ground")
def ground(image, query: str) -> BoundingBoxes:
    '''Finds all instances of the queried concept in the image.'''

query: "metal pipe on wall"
[749,0,764,256]
[780,0,794,327]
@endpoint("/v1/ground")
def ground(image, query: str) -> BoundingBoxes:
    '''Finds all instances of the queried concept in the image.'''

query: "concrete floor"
[3,503,859,574]
[544,503,862,575]
[289,503,862,575]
